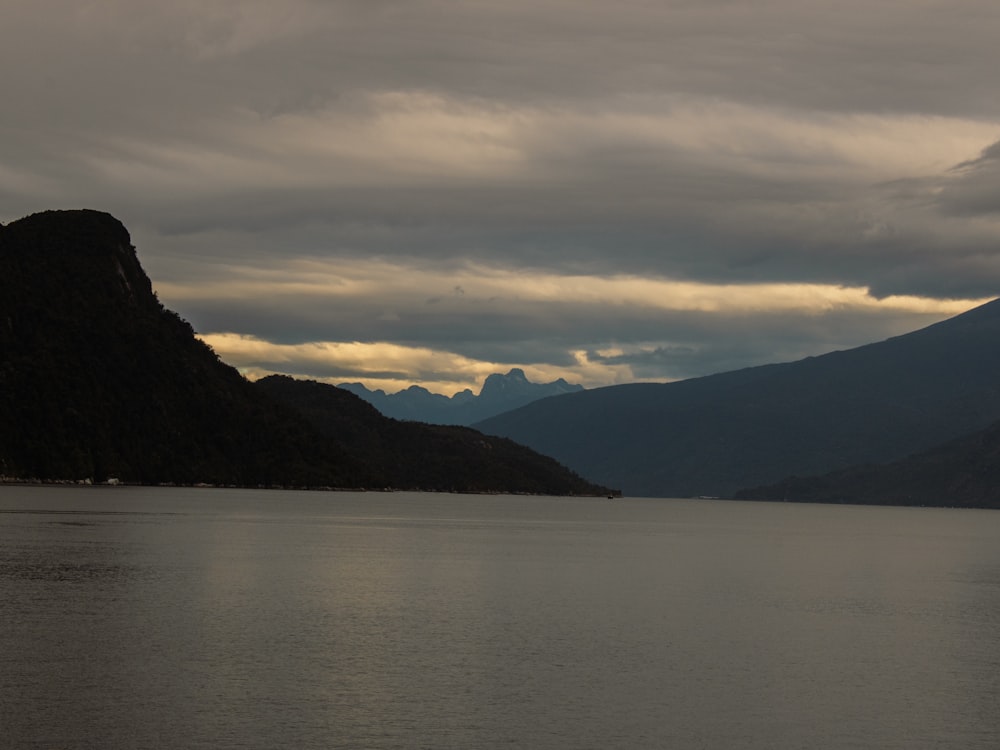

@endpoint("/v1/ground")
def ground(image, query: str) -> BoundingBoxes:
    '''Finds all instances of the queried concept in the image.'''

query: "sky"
[3,1,999,395]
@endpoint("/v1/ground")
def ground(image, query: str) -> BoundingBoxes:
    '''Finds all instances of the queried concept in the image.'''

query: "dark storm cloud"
[936,139,1000,217]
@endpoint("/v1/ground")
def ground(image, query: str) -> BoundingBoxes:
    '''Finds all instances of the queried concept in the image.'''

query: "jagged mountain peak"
[341,368,584,425]
[481,368,530,395]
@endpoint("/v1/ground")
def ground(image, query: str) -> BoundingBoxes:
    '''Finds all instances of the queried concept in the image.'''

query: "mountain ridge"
[257,374,608,495]
[475,298,1000,499]
[338,367,583,424]
[0,209,610,496]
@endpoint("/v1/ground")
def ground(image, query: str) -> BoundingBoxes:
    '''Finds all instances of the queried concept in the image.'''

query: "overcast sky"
[3,1,999,394]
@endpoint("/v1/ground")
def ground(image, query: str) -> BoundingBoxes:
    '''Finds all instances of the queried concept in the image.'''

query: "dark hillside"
[256,375,609,495]
[0,209,609,495]
[0,210,368,486]
[735,420,1000,508]
[476,298,1000,498]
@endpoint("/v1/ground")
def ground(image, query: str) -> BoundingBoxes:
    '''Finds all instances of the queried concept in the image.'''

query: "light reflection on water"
[1,485,999,749]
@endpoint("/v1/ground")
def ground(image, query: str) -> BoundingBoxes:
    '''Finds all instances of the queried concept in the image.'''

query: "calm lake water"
[1,486,999,749]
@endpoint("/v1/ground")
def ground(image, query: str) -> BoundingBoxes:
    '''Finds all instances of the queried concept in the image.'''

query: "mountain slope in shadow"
[257,375,609,495]
[735,418,1000,508]
[0,209,609,496]
[476,299,1000,498]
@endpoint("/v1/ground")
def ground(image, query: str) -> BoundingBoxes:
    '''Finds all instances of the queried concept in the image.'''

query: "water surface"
[2,486,999,749]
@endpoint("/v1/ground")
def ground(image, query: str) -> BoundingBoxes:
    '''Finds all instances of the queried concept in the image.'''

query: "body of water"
[2,486,999,749]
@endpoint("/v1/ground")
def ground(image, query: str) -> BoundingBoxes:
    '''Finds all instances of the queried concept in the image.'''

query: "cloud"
[200,332,633,394]
[3,1,999,392]
[935,139,1000,218]
[181,258,985,391]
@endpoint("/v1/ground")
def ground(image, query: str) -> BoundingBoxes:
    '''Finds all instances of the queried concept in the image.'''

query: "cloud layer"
[3,1,999,392]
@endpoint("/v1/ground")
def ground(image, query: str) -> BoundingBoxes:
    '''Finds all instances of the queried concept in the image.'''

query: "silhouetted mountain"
[339,368,584,424]
[476,299,1000,499]
[336,382,471,423]
[735,419,1000,508]
[257,375,608,495]
[0,209,609,495]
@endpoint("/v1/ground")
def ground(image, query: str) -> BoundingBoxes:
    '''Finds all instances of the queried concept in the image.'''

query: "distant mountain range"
[0,209,609,496]
[475,299,1000,503]
[338,369,584,424]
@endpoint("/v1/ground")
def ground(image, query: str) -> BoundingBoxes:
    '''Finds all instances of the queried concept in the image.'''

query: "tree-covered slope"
[476,298,1000,498]
[0,209,609,495]
[735,419,1000,508]
[255,375,609,495]
[0,209,370,486]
